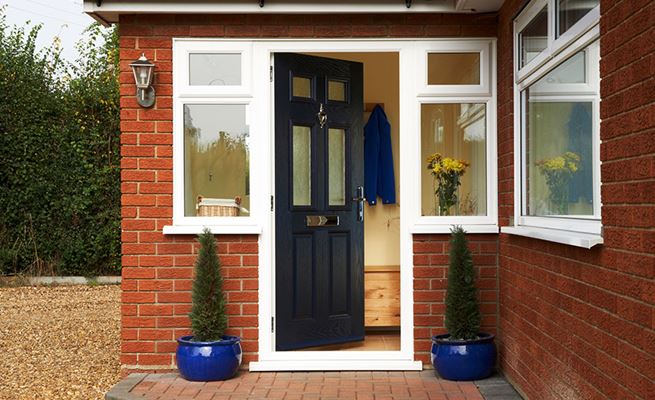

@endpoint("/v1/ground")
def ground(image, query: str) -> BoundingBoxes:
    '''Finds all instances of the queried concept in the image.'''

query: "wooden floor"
[299,331,400,351]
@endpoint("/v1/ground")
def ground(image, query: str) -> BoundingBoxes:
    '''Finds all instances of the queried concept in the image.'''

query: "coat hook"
[259,0,264,7]
[405,0,412,8]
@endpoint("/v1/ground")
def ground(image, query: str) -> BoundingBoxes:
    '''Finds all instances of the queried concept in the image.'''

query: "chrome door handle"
[352,186,365,222]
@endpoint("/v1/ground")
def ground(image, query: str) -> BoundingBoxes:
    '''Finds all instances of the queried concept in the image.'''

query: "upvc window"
[506,0,602,247]
[413,40,497,233]
[167,41,259,234]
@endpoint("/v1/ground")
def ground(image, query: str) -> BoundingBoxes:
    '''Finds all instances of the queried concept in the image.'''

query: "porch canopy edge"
[83,0,504,25]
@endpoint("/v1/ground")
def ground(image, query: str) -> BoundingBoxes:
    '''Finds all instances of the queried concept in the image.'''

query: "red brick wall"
[413,234,498,365]
[496,1,655,399]
[119,12,498,373]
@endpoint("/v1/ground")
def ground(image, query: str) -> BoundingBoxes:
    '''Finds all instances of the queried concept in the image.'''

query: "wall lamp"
[129,53,156,108]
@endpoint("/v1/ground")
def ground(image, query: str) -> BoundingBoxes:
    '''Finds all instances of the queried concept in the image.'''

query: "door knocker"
[317,103,327,128]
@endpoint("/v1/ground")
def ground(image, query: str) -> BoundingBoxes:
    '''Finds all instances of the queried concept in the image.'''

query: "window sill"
[163,224,262,235]
[500,226,603,249]
[410,224,499,234]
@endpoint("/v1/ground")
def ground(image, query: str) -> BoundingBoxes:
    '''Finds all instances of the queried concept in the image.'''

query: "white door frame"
[250,39,420,371]
[244,38,496,371]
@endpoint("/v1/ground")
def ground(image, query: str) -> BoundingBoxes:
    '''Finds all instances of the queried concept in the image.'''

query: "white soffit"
[84,0,505,25]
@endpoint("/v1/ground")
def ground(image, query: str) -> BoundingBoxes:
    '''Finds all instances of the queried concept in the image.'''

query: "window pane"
[520,6,548,67]
[293,126,312,206]
[328,80,347,102]
[328,128,346,206]
[427,53,480,85]
[189,53,241,85]
[523,46,598,217]
[558,0,599,37]
[292,76,312,98]
[541,51,585,84]
[421,104,487,216]
[184,104,249,217]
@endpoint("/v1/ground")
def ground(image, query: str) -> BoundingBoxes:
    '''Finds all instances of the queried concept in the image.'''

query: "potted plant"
[431,226,496,381]
[176,228,242,381]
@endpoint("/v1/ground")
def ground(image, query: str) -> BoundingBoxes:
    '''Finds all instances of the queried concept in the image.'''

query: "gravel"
[0,285,121,400]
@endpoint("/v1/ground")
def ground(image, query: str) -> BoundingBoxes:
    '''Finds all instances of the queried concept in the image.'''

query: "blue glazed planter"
[431,333,496,381]
[176,335,242,381]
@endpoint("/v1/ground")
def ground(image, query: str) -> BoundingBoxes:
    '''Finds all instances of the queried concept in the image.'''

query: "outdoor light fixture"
[129,53,155,108]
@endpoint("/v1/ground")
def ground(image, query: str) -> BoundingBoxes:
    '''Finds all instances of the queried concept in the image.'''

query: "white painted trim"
[415,41,492,96]
[250,360,423,372]
[510,3,602,243]
[163,225,262,235]
[515,0,600,83]
[410,224,499,234]
[83,0,504,23]
[411,40,498,231]
[501,226,603,248]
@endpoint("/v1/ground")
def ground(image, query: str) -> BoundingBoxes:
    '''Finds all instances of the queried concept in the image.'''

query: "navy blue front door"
[274,53,365,350]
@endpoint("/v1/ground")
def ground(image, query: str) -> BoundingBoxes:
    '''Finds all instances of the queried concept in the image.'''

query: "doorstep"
[105,371,523,400]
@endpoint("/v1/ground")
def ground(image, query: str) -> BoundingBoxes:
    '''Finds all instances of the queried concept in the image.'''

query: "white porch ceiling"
[84,0,504,25]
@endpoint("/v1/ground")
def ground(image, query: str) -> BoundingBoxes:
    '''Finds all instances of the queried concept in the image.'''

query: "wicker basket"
[196,196,241,217]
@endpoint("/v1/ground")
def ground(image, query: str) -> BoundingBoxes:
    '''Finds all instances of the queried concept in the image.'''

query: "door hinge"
[270,195,274,212]
[270,65,273,83]
[271,317,274,333]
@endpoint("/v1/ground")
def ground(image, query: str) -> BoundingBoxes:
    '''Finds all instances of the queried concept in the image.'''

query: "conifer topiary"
[189,228,227,342]
[445,226,481,340]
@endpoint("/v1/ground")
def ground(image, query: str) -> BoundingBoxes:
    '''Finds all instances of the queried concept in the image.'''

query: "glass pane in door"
[293,126,312,206]
[328,128,346,206]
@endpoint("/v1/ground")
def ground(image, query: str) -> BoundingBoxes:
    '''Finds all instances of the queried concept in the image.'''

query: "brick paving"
[107,371,497,400]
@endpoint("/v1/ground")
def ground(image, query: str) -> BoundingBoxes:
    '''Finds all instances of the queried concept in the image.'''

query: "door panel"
[275,53,364,351]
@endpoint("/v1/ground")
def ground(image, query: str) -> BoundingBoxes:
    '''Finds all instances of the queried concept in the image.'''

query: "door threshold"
[249,360,422,372]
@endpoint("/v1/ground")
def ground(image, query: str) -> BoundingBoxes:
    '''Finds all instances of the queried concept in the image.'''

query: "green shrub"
[445,226,481,340]
[0,10,120,276]
[189,229,228,342]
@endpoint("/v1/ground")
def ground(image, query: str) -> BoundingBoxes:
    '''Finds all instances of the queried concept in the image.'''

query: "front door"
[274,53,364,351]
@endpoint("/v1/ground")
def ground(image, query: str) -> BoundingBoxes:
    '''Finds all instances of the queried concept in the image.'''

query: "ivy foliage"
[190,229,228,342]
[445,226,481,340]
[0,11,120,276]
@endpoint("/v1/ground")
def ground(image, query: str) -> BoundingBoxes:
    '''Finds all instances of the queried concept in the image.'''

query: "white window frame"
[416,41,492,96]
[165,40,261,235]
[503,0,603,248]
[411,40,498,234]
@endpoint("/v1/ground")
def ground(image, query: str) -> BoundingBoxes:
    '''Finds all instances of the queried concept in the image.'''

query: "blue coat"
[364,105,396,205]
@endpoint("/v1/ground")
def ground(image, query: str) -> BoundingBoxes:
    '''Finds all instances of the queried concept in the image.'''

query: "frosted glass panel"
[189,53,241,85]
[184,104,249,217]
[293,126,311,206]
[421,104,487,216]
[328,80,347,102]
[328,128,346,206]
[292,76,312,98]
[427,53,480,85]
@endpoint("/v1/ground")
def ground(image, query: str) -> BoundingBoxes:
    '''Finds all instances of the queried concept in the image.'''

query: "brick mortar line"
[499,248,654,308]
[498,297,644,400]
[499,238,653,280]
[497,320,611,400]
[499,268,654,379]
